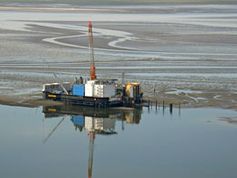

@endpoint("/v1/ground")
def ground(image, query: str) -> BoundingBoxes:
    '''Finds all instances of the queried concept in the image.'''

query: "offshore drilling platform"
[42,21,143,107]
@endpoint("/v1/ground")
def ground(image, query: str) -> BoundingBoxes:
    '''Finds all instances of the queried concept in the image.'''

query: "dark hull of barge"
[43,92,127,107]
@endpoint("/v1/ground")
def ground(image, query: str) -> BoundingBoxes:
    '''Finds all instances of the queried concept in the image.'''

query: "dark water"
[0,104,237,178]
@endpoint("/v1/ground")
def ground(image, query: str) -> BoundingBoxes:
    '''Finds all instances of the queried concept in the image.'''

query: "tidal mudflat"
[0,4,237,108]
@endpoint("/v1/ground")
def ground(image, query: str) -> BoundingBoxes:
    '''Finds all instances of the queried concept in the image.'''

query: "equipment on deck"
[42,21,143,108]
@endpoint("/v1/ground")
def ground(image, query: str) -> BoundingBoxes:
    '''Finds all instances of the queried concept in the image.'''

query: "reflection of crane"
[88,20,96,80]
[85,117,116,178]
[86,117,96,178]
[88,131,95,178]
[43,117,65,144]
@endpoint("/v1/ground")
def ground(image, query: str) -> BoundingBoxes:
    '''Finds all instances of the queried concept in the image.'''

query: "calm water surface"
[0,104,237,178]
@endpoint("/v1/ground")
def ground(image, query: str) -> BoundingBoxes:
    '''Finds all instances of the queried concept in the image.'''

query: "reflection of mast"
[85,116,116,178]
[87,117,95,178]
[88,131,95,178]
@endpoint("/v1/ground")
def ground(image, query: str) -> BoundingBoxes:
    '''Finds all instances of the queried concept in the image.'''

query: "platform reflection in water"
[1,105,237,178]
[43,105,142,178]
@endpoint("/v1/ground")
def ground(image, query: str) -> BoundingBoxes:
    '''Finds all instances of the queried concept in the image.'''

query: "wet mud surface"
[0,4,237,109]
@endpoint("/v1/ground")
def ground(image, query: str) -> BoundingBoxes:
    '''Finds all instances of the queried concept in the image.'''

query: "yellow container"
[125,82,140,98]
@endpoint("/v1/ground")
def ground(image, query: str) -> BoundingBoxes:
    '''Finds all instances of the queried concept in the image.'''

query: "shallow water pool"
[0,104,237,178]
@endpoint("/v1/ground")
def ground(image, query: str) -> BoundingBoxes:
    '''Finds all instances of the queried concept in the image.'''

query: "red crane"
[88,20,96,80]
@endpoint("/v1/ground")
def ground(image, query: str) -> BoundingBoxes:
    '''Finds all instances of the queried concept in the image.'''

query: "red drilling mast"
[88,20,96,80]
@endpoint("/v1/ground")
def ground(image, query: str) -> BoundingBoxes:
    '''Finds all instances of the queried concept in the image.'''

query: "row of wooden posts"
[145,100,181,114]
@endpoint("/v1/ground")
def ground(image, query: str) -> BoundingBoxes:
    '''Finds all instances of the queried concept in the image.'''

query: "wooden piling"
[162,100,165,115]
[169,103,173,114]
[148,100,150,112]
[179,103,181,116]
